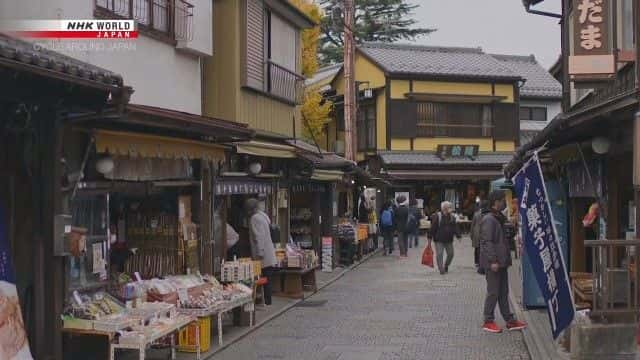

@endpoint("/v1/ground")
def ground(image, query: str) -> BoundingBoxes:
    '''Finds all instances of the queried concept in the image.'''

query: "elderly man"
[246,198,277,305]
[430,201,461,275]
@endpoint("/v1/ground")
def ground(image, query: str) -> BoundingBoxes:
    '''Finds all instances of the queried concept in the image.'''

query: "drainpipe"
[634,111,640,238]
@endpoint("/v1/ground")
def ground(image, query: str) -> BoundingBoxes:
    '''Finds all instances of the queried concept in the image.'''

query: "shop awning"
[95,130,225,161]
[311,169,344,182]
[234,141,297,158]
[386,169,503,180]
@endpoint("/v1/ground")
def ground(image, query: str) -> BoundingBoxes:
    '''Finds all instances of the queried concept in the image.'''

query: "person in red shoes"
[480,190,526,333]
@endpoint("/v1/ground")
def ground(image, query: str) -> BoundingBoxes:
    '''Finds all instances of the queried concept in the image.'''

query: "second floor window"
[416,102,493,138]
[244,0,303,104]
[95,0,193,41]
[520,106,547,122]
[357,104,376,151]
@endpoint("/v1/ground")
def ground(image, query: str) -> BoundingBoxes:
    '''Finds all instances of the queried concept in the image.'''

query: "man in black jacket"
[394,195,410,258]
[480,190,527,333]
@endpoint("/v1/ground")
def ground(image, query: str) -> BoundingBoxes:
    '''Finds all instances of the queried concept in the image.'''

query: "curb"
[203,248,383,358]
[509,290,544,360]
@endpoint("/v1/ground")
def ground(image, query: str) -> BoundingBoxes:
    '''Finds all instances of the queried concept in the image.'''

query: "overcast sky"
[406,0,562,69]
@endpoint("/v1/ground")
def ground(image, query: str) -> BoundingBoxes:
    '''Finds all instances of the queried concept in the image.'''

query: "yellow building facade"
[324,43,522,215]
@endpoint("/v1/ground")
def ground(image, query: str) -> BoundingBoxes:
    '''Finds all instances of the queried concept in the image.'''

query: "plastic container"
[178,316,211,353]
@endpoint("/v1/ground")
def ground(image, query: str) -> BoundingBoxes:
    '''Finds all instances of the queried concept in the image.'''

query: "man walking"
[394,195,410,258]
[480,190,526,333]
[430,201,460,274]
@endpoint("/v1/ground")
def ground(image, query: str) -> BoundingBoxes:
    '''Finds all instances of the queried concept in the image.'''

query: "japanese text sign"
[436,144,479,159]
[574,0,610,56]
[513,155,575,339]
[569,0,615,78]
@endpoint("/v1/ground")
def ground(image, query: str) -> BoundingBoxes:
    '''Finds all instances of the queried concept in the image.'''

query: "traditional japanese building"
[326,43,522,216]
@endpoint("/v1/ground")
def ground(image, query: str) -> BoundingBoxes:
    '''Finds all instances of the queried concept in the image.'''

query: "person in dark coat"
[408,199,423,248]
[480,190,526,333]
[430,201,460,274]
[394,195,410,258]
[471,200,489,274]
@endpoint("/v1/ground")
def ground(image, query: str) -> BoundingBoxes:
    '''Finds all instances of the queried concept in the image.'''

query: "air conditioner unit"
[333,140,345,155]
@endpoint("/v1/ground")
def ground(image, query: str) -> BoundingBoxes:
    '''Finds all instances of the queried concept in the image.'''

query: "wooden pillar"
[634,113,640,239]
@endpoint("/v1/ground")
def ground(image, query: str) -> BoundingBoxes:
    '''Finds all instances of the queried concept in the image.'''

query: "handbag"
[421,244,434,268]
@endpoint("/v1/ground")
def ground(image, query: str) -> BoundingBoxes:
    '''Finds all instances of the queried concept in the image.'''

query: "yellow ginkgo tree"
[291,0,333,144]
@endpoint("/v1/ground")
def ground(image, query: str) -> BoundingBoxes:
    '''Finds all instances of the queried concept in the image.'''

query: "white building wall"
[0,0,213,115]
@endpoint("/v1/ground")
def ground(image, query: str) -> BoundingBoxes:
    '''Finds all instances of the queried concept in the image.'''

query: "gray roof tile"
[491,54,562,99]
[379,151,513,166]
[0,33,124,87]
[359,43,521,81]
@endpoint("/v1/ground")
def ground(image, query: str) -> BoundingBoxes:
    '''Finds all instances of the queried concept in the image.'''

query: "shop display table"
[178,295,254,347]
[109,315,199,360]
[272,267,318,299]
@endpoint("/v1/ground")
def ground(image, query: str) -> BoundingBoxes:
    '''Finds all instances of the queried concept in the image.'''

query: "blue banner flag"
[513,155,575,339]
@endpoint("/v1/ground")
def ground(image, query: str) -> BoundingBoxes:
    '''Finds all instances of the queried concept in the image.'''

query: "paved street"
[214,237,530,360]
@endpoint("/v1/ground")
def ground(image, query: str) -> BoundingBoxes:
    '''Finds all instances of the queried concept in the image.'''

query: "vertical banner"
[513,155,575,339]
[0,204,33,359]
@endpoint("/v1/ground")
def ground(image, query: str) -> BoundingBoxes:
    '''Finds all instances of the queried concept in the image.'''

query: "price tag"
[73,290,83,305]
[134,272,143,283]
[178,288,188,303]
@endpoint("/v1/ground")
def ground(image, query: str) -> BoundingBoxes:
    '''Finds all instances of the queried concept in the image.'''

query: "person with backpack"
[394,195,410,258]
[430,201,461,274]
[407,199,422,248]
[380,201,395,256]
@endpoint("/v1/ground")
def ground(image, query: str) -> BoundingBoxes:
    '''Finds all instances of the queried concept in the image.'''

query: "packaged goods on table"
[62,291,137,332]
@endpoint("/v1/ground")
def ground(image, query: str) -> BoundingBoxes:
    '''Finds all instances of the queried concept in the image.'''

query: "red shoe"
[506,320,527,331]
[482,322,503,333]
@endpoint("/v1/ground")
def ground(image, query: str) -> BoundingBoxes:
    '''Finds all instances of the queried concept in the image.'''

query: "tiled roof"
[305,63,342,86]
[379,151,513,167]
[491,54,562,99]
[0,33,124,88]
[359,43,521,81]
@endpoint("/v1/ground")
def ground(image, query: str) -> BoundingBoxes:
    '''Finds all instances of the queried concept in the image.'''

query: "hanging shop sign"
[291,183,326,193]
[436,145,479,159]
[513,154,575,339]
[569,0,615,81]
[0,203,33,359]
[214,180,274,195]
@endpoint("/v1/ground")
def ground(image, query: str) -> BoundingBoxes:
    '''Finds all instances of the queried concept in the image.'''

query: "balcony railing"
[267,60,305,105]
[95,0,194,41]
[417,123,494,138]
[582,240,640,318]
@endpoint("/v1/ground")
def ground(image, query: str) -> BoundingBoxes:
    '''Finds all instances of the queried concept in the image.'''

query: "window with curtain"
[356,103,376,151]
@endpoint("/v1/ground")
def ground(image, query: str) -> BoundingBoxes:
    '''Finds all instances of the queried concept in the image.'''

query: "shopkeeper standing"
[246,198,277,306]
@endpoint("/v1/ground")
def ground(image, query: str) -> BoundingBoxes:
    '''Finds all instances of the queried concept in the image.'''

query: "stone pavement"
[213,237,530,360]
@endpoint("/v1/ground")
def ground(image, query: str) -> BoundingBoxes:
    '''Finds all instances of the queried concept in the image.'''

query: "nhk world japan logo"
[1,20,138,39]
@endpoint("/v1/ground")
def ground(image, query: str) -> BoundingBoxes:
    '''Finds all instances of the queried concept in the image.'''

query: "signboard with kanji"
[513,155,575,339]
[569,0,615,79]
[436,145,479,159]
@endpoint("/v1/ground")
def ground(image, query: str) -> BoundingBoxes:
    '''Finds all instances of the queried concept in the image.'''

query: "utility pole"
[342,0,357,217]
[343,0,356,163]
